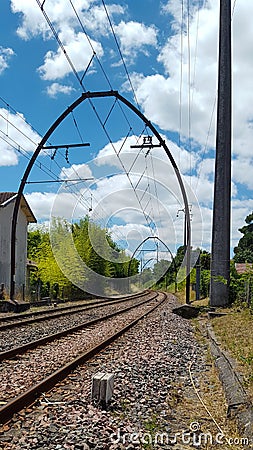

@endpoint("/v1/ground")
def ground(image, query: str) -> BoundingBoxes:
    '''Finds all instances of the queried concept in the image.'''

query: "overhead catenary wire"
[0,43,149,248]
[101,0,141,111]
[232,0,238,17]
[35,0,86,91]
[1,15,136,244]
[0,102,110,229]
[0,95,43,140]
[0,110,39,148]
[21,0,164,246]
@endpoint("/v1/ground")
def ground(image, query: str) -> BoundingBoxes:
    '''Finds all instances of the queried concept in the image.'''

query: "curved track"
[0,291,166,425]
[0,290,149,330]
[0,290,156,360]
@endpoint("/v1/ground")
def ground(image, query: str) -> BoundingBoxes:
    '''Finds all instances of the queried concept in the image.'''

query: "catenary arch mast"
[10,91,191,302]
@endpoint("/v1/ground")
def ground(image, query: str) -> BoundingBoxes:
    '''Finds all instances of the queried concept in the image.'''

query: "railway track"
[0,290,149,330]
[0,290,158,360]
[0,291,152,353]
[0,291,166,425]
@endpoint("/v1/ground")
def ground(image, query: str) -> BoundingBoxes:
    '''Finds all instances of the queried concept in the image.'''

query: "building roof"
[0,192,17,205]
[235,262,253,274]
[0,192,37,223]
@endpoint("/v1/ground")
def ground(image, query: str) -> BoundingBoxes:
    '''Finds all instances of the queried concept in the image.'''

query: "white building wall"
[16,208,28,299]
[0,201,29,299]
[0,202,12,294]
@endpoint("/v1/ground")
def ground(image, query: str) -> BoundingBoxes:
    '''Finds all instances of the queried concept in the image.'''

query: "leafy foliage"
[234,212,253,263]
[27,217,139,300]
[231,212,253,306]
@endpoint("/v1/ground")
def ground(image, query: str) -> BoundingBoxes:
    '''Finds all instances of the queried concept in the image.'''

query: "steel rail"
[0,291,157,361]
[0,290,149,331]
[0,291,166,425]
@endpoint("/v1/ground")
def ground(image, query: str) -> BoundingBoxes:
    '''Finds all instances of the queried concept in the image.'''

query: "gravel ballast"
[0,293,155,353]
[0,294,248,449]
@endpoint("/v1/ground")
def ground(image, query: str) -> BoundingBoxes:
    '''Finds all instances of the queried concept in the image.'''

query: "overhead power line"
[32,1,167,241]
[101,0,140,110]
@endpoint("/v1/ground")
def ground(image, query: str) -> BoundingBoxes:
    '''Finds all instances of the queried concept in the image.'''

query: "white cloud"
[38,29,103,80]
[232,158,253,190]
[11,0,94,39]
[0,146,18,166]
[81,4,125,36]
[196,157,215,180]
[95,134,198,177]
[8,0,253,259]
[60,163,93,181]
[109,223,152,250]
[0,108,41,166]
[0,47,15,74]
[25,192,57,220]
[10,1,125,40]
[129,0,253,196]
[114,21,157,61]
[25,190,90,221]
[11,1,104,81]
[46,82,75,97]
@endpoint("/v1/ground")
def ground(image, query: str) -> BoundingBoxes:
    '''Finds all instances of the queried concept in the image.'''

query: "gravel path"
[0,294,239,449]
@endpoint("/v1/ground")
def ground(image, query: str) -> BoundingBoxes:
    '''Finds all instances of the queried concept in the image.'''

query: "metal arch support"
[127,236,177,291]
[142,258,155,271]
[10,90,191,302]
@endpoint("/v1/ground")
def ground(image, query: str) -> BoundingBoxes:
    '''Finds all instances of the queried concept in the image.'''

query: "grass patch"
[211,307,253,401]
[170,317,249,449]
[174,288,197,304]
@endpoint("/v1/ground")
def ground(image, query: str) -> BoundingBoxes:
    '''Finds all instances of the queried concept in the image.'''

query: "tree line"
[27,216,139,301]
[27,212,253,306]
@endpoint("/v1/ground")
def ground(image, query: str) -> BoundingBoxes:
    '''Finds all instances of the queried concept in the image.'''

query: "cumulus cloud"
[0,108,41,166]
[8,0,253,257]
[25,192,57,220]
[127,0,253,199]
[95,134,199,185]
[0,47,15,74]
[114,21,157,61]
[232,158,253,190]
[38,29,103,80]
[59,163,93,181]
[80,4,125,36]
[11,0,94,39]
[0,146,18,167]
[46,82,75,97]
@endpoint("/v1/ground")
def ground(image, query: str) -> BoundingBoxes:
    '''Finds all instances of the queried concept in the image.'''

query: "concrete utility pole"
[210,0,232,306]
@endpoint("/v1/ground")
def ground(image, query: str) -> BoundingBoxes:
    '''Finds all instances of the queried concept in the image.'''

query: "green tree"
[234,212,253,263]
[153,259,170,281]
[200,250,211,270]
[27,229,42,259]
[28,217,139,299]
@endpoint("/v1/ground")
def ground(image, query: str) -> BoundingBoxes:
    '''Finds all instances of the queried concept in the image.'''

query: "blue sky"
[0,0,253,262]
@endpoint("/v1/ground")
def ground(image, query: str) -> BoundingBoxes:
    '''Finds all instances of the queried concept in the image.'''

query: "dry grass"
[167,295,248,448]
[174,355,247,449]
[211,308,253,402]
[174,288,196,304]
[191,297,210,307]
